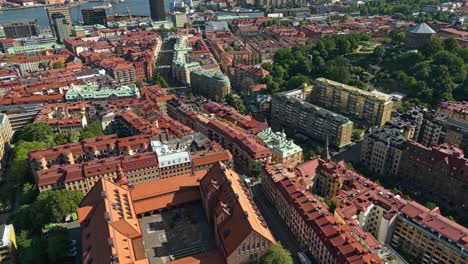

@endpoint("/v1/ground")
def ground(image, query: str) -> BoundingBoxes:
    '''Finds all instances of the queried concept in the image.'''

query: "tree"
[424,202,437,210]
[251,161,263,178]
[80,121,104,140]
[373,45,385,59]
[260,243,293,264]
[305,150,316,160]
[135,80,144,88]
[52,61,64,69]
[225,93,235,107]
[152,73,169,88]
[19,123,54,144]
[54,133,68,145]
[324,56,351,84]
[20,182,38,205]
[390,30,406,45]
[47,227,70,264]
[287,75,310,90]
[443,37,460,53]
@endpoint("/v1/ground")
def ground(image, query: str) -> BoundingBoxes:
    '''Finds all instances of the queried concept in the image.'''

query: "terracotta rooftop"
[78,179,149,264]
[200,162,275,256]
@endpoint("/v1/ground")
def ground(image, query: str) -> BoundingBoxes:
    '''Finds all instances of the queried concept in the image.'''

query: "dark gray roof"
[408,22,436,34]
[367,126,407,148]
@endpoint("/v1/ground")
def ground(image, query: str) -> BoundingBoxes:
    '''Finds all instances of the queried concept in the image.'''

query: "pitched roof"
[408,22,436,34]
[78,179,149,264]
[200,162,275,256]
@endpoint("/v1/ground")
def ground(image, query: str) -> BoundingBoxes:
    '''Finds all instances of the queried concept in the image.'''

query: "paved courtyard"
[139,202,216,264]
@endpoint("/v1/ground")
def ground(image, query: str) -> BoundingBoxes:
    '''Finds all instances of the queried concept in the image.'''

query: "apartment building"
[391,202,468,264]
[439,101,468,121]
[262,162,382,263]
[0,104,43,131]
[111,63,136,85]
[65,83,140,101]
[28,135,231,193]
[312,158,468,264]
[360,126,407,176]
[0,224,16,264]
[312,78,394,126]
[206,119,271,175]
[230,64,269,91]
[387,107,446,147]
[398,142,468,210]
[256,127,303,166]
[315,159,406,246]
[271,88,353,148]
[78,178,149,264]
[0,114,13,180]
[190,70,231,102]
[200,162,275,264]
[444,118,468,153]
[140,85,176,114]
[204,101,268,134]
[34,102,89,133]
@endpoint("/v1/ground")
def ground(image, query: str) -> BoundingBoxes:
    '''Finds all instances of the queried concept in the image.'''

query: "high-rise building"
[271,88,354,148]
[311,78,394,127]
[50,13,71,43]
[1,20,39,38]
[81,8,107,26]
[149,0,166,21]
[46,6,72,26]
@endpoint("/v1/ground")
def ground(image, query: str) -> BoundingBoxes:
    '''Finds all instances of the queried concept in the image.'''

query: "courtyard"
[138,202,216,264]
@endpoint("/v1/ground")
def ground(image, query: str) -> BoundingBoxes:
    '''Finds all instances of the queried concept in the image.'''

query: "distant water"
[0,0,154,30]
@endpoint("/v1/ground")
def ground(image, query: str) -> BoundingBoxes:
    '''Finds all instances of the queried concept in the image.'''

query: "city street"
[156,39,177,87]
[250,183,307,264]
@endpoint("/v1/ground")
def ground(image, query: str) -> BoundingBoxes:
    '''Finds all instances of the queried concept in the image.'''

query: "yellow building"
[391,202,468,264]
[0,224,17,264]
[312,78,394,127]
[256,128,303,166]
[0,114,13,180]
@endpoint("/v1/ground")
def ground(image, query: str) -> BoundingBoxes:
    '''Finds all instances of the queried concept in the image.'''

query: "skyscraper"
[50,13,70,43]
[149,0,166,21]
[81,7,108,26]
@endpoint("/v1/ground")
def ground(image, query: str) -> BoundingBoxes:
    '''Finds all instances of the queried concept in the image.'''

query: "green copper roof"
[257,127,302,158]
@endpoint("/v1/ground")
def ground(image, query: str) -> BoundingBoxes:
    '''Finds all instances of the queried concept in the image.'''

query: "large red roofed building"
[200,162,275,264]
[313,158,468,263]
[204,101,268,134]
[78,178,150,264]
[262,162,382,264]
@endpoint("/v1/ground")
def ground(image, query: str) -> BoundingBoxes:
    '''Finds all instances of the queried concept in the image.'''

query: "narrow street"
[250,183,306,263]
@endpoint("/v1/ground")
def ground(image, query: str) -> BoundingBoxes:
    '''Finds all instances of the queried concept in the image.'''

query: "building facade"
[2,20,39,38]
[262,162,382,263]
[360,127,406,176]
[271,88,353,148]
[0,114,13,180]
[398,142,468,210]
[439,101,468,122]
[0,224,16,264]
[256,127,303,166]
[149,0,165,21]
[81,8,107,26]
[190,70,231,102]
[391,202,468,264]
[311,78,394,127]
[200,162,275,264]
